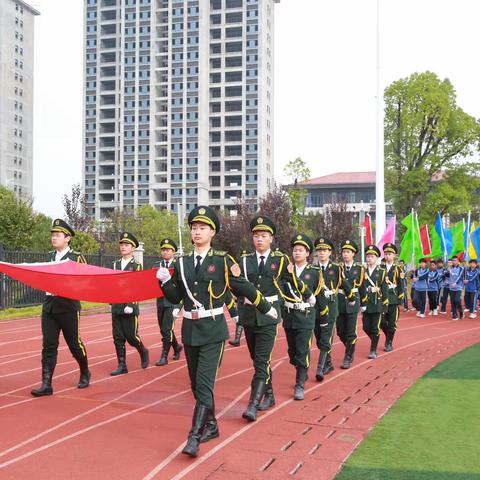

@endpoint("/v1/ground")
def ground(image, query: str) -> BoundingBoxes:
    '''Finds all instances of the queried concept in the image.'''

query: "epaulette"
[71,250,82,256]
[211,250,226,256]
[273,250,285,257]
[48,250,55,254]
[241,251,255,257]
[309,265,320,270]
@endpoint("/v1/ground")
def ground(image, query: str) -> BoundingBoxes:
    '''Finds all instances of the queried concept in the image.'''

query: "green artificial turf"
[336,343,480,480]
[0,302,108,320]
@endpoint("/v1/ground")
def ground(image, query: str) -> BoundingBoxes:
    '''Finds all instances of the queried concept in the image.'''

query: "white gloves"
[172,308,180,319]
[266,307,278,320]
[124,306,134,315]
[360,306,367,313]
[156,267,171,284]
[349,301,356,306]
[232,315,239,324]
[307,294,316,306]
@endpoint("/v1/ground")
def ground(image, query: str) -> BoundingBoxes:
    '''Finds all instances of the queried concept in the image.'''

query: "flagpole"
[439,212,448,263]
[360,201,366,264]
[465,211,471,261]
[411,208,415,267]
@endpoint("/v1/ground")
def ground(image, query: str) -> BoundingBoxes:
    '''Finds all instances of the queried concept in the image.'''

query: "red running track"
[0,303,479,480]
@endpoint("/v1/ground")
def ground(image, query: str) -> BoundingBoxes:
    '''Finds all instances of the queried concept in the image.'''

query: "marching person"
[239,216,315,418]
[337,240,365,369]
[362,245,389,359]
[464,259,479,318]
[227,292,243,347]
[282,234,319,400]
[412,258,429,318]
[440,259,453,314]
[398,259,409,312]
[449,256,465,320]
[31,219,91,397]
[110,232,150,375]
[156,206,278,457]
[427,261,440,316]
[154,238,183,366]
[314,237,353,380]
[381,243,404,352]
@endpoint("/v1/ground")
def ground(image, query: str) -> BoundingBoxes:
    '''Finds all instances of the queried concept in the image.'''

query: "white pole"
[375,0,386,242]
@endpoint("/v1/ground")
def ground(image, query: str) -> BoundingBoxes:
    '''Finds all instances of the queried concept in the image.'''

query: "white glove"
[156,267,171,284]
[360,306,367,313]
[232,315,239,324]
[172,308,180,319]
[124,306,134,315]
[349,301,356,306]
[266,306,278,320]
[307,294,316,306]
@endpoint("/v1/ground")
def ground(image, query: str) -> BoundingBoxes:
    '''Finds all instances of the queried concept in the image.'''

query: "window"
[225,71,242,82]
[225,42,242,53]
[225,12,242,23]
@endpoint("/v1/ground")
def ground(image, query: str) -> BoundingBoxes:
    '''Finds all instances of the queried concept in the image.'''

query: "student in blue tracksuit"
[427,261,440,316]
[435,259,445,309]
[399,260,409,311]
[412,259,429,318]
[440,259,453,314]
[449,256,465,320]
[410,268,418,311]
[463,259,479,319]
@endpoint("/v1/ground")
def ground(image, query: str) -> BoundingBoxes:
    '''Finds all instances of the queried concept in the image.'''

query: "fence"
[0,249,160,310]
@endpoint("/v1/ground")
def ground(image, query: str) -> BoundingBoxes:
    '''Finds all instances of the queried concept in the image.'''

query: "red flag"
[419,225,431,256]
[0,260,164,303]
[363,214,373,245]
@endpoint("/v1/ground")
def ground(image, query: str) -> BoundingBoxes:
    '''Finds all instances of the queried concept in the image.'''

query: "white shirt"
[256,249,271,266]
[367,266,376,276]
[386,263,393,272]
[319,262,329,270]
[162,258,172,268]
[121,257,134,271]
[55,247,70,262]
[193,248,209,267]
[344,262,354,270]
[295,263,307,277]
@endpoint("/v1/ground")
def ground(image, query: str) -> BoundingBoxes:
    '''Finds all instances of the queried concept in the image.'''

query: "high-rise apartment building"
[0,0,39,197]
[84,0,278,219]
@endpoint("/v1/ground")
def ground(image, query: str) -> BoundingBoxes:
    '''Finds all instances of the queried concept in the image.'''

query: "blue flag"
[470,226,480,259]
[434,212,453,260]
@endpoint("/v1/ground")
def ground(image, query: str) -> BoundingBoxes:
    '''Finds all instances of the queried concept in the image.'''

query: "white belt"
[324,289,336,298]
[284,301,311,311]
[388,284,397,290]
[244,294,278,305]
[183,306,224,320]
[338,288,358,295]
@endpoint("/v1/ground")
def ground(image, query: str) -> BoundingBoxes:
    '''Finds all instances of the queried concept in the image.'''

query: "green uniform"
[337,262,366,346]
[281,264,318,368]
[239,249,312,384]
[381,263,404,335]
[362,265,389,338]
[161,248,272,408]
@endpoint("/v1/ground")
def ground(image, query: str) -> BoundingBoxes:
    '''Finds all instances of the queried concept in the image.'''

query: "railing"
[0,249,159,309]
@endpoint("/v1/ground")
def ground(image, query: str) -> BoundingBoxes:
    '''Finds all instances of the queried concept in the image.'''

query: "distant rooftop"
[16,0,40,16]
[301,172,376,186]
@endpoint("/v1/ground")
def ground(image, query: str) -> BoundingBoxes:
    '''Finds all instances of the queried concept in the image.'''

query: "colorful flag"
[419,225,431,256]
[363,213,373,246]
[470,226,480,259]
[451,221,465,257]
[377,216,396,252]
[432,212,453,260]
[399,210,422,266]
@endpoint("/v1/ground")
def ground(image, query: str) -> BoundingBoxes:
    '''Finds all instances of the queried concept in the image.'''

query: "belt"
[284,301,311,311]
[388,284,397,290]
[338,288,358,295]
[244,294,279,305]
[183,306,224,320]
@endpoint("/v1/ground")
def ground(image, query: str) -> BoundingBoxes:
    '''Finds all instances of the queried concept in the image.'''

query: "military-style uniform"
[381,243,404,352]
[31,219,90,397]
[313,237,353,381]
[282,234,320,401]
[154,238,183,366]
[337,240,366,369]
[159,206,274,457]
[110,232,149,375]
[362,245,389,359]
[239,217,313,414]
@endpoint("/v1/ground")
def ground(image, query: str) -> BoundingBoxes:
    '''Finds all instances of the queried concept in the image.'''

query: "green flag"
[399,211,423,265]
[430,224,444,258]
[451,221,465,256]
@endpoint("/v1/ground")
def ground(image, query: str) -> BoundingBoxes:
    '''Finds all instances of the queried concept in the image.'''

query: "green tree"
[73,231,100,254]
[283,157,311,230]
[28,213,53,251]
[384,71,480,221]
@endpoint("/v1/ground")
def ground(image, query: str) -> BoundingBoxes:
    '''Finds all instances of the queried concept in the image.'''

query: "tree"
[283,157,311,230]
[384,71,480,220]
[62,184,92,232]
[73,231,100,254]
[28,213,54,251]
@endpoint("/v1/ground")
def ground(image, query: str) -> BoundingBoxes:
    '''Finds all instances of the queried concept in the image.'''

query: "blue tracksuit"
[449,265,465,318]
[414,267,429,314]
[427,270,440,311]
[464,268,479,313]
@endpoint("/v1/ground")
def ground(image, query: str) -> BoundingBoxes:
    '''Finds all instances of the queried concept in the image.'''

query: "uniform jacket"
[111,257,142,316]
[338,262,366,314]
[154,259,181,309]
[362,265,389,313]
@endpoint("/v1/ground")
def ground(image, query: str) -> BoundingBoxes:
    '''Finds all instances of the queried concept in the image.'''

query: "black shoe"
[229,325,243,347]
[316,351,328,381]
[111,345,128,375]
[172,344,183,361]
[341,343,355,369]
[182,404,210,457]
[294,366,308,401]
[258,382,275,411]
[368,335,380,359]
[323,354,334,375]
[138,344,150,369]
[242,379,267,422]
[200,418,219,443]
[155,351,168,367]
[77,356,91,389]
[31,361,54,397]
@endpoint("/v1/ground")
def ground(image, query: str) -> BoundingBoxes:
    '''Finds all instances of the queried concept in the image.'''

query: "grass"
[0,302,108,320]
[336,343,480,480]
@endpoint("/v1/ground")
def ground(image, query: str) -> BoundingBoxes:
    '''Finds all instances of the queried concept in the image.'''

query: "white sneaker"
[433,309,438,316]
[419,314,425,318]
[439,311,446,315]
[470,313,477,319]
[429,311,433,316]
[416,312,421,317]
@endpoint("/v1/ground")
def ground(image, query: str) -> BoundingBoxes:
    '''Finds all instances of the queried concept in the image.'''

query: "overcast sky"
[30,0,480,218]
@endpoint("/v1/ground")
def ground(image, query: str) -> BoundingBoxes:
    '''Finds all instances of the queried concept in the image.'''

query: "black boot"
[242,379,267,422]
[111,345,128,375]
[31,361,54,397]
[258,381,275,411]
[182,404,210,457]
[200,401,219,443]
[341,343,356,369]
[172,342,183,361]
[323,353,334,375]
[368,335,380,359]
[155,350,168,366]
[384,331,395,352]
[316,351,328,381]
[137,343,150,369]
[77,356,91,389]
[294,366,308,401]
[228,325,243,347]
